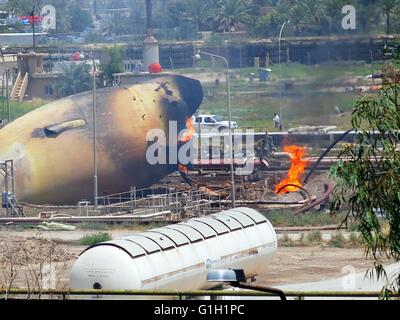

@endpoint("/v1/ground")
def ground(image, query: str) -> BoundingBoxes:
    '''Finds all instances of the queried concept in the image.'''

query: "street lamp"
[194,50,236,208]
[30,5,38,52]
[278,19,290,131]
[207,269,287,301]
[92,53,98,209]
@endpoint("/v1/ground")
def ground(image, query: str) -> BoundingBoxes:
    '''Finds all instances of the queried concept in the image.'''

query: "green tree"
[155,0,210,40]
[330,65,400,296]
[69,4,93,33]
[55,62,93,97]
[380,0,400,34]
[353,0,385,34]
[99,46,124,87]
[215,0,252,32]
[289,0,327,36]
[185,0,215,31]
[324,0,348,34]
[0,0,43,16]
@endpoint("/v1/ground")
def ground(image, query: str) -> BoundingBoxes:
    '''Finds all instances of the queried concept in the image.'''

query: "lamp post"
[5,69,10,123]
[207,269,287,301]
[31,5,36,52]
[194,50,236,208]
[92,53,98,209]
[278,19,290,131]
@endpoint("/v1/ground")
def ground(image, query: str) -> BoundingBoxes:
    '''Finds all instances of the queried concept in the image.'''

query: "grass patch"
[279,234,304,247]
[265,211,344,227]
[349,232,363,247]
[0,98,46,121]
[306,231,322,242]
[77,223,109,230]
[328,232,346,248]
[191,61,384,131]
[78,232,112,246]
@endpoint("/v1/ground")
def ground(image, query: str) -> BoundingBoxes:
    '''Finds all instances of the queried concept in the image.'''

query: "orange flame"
[181,117,196,142]
[178,164,188,173]
[275,145,308,195]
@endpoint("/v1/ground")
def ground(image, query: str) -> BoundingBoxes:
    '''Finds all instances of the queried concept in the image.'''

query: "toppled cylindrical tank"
[0,75,203,204]
[70,207,277,291]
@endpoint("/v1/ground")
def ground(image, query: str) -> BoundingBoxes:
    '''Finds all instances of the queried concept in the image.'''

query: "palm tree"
[186,0,215,31]
[215,0,252,32]
[323,0,347,34]
[380,0,400,34]
[293,0,327,35]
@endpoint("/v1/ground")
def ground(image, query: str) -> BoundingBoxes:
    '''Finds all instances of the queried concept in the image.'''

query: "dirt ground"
[0,231,383,290]
[257,246,377,287]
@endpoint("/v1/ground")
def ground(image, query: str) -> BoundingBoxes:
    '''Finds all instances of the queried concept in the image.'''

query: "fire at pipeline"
[0,75,203,205]
[275,145,308,194]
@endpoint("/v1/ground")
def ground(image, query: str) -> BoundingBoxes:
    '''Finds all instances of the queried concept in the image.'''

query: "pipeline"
[295,183,334,214]
[276,183,313,203]
[303,128,354,184]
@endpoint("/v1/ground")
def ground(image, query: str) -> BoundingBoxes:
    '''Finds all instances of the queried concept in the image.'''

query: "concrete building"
[0,54,17,84]
[10,52,61,102]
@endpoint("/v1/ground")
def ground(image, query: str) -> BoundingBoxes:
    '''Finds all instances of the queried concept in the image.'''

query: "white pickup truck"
[191,114,238,131]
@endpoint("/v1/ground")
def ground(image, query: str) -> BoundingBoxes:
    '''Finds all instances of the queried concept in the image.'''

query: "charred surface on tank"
[0,75,203,205]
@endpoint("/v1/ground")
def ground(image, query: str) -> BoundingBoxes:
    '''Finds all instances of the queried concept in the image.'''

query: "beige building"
[10,52,61,102]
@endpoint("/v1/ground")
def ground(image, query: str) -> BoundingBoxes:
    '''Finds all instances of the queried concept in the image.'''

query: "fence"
[94,185,223,218]
[0,289,395,300]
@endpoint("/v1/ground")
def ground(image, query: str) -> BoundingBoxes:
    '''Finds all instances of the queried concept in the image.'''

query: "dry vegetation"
[0,234,75,298]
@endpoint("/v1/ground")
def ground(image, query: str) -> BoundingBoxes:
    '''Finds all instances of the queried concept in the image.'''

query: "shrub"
[349,232,363,246]
[79,232,111,246]
[306,231,322,242]
[329,233,346,248]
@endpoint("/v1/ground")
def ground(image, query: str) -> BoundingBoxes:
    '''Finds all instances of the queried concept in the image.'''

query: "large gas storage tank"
[70,208,277,291]
[0,75,202,205]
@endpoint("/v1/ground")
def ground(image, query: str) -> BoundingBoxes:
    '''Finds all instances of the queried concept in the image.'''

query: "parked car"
[192,114,238,131]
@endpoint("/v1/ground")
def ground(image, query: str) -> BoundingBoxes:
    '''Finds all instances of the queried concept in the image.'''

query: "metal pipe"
[295,183,334,214]
[235,282,286,301]
[276,183,312,202]
[0,289,393,298]
[303,128,354,184]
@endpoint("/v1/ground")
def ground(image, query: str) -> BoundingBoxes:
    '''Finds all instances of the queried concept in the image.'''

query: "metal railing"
[92,186,223,218]
[9,71,21,100]
[18,72,29,103]
[0,289,396,300]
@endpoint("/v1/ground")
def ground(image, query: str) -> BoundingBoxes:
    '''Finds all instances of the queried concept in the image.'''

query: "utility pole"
[5,70,10,123]
[1,72,6,120]
[92,53,98,209]
[31,5,36,52]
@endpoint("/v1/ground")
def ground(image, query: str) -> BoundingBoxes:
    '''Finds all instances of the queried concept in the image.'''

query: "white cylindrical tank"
[70,207,277,291]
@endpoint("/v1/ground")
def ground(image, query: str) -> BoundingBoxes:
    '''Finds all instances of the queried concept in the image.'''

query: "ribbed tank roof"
[80,207,268,258]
